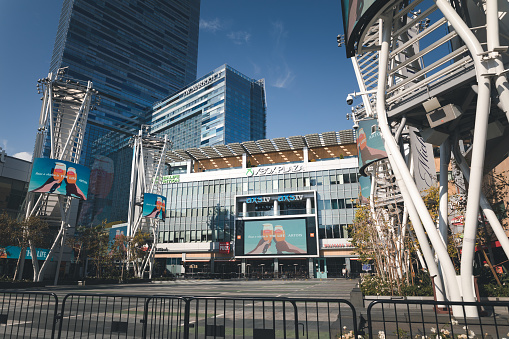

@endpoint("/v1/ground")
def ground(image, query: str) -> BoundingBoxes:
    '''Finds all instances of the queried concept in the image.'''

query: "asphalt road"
[0,279,360,338]
[24,278,360,299]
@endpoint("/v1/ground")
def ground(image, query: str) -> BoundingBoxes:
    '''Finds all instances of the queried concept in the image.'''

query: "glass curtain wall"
[159,168,359,243]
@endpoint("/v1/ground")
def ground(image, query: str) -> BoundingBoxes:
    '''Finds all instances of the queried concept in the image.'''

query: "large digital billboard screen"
[142,193,166,220]
[28,158,90,200]
[236,217,318,257]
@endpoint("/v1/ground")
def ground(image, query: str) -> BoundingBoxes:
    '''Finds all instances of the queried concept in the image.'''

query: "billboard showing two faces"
[142,193,166,220]
[237,217,318,257]
[29,158,90,200]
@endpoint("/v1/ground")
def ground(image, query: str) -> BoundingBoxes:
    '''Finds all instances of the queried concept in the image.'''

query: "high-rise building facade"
[48,0,200,166]
[153,130,361,278]
[46,0,200,225]
[150,64,267,149]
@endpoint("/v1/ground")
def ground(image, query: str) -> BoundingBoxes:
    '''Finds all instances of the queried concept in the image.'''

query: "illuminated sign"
[245,194,304,204]
[181,71,223,98]
[155,175,180,184]
[246,196,271,204]
[278,194,303,202]
[219,242,231,254]
[246,164,304,177]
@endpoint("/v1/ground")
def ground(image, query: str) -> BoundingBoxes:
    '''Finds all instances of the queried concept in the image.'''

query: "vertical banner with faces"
[142,193,166,220]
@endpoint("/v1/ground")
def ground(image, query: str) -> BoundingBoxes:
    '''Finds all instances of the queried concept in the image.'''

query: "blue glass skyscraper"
[47,0,200,225]
[150,64,267,149]
[48,0,200,167]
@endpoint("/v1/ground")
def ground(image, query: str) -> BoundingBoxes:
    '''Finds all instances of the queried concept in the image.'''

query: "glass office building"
[155,130,361,279]
[46,0,200,225]
[150,64,267,149]
[49,0,200,166]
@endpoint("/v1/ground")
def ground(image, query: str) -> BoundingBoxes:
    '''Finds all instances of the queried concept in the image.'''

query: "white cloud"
[227,31,251,45]
[200,18,222,33]
[268,21,295,89]
[13,152,32,162]
[274,69,295,89]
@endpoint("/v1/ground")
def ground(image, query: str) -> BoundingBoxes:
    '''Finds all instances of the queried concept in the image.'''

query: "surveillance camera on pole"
[346,90,376,106]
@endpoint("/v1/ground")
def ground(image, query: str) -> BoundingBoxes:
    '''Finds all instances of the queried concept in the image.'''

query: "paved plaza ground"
[24,277,360,300]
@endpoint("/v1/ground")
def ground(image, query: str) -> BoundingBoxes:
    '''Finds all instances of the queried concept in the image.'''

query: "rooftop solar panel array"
[166,130,354,162]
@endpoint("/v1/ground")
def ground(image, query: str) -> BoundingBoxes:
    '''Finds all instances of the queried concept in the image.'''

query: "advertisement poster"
[357,119,387,173]
[244,219,307,255]
[409,127,437,194]
[0,246,50,260]
[142,193,166,220]
[358,175,371,205]
[28,158,90,200]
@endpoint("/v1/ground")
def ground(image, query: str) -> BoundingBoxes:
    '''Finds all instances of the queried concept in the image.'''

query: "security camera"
[346,94,354,105]
[353,122,359,130]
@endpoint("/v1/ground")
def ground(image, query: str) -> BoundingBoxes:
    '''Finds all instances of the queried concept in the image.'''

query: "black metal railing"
[0,291,58,339]
[3,291,509,338]
[366,299,509,339]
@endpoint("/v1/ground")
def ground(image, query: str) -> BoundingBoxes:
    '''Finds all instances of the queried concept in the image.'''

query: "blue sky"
[0,1,357,161]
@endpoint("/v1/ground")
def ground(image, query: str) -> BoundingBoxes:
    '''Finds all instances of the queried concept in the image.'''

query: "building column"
[308,258,314,279]
[241,258,246,275]
[274,258,278,276]
[303,147,309,163]
[274,200,279,216]
[187,159,193,174]
[242,153,247,169]
[306,198,312,214]
[243,202,247,216]
[345,258,351,276]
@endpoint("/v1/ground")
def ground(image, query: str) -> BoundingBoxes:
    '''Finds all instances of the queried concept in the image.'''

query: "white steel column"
[435,0,492,312]
[376,16,461,303]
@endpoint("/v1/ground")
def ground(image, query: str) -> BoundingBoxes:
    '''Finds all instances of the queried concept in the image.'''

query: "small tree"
[110,233,129,282]
[10,216,49,281]
[74,222,110,279]
[129,231,151,278]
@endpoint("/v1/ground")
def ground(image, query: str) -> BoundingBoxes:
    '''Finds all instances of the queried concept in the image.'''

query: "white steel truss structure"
[127,128,169,279]
[23,68,98,283]
[344,0,509,316]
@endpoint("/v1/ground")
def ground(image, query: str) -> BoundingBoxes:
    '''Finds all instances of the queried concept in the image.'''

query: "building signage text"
[218,241,231,254]
[156,175,180,184]
[246,196,271,204]
[278,194,303,202]
[181,71,223,98]
[246,164,304,177]
[245,194,304,204]
[322,242,353,249]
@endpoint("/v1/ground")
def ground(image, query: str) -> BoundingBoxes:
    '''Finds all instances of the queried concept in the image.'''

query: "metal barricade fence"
[366,299,509,339]
[0,291,58,339]
[57,293,150,339]
[9,290,509,338]
[291,299,358,339]
[143,296,187,339]
[186,296,299,339]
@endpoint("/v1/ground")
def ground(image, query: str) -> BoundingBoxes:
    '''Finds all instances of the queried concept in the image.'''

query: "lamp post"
[260,263,265,279]
[294,263,298,278]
